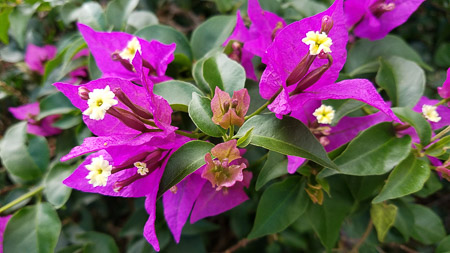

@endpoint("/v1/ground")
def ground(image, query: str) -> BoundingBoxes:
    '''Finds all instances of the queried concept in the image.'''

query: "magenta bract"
[9,102,62,136]
[438,68,450,100]
[25,44,57,75]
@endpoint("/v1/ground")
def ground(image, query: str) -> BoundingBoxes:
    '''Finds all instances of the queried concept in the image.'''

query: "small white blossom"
[85,155,112,187]
[302,31,333,55]
[82,85,118,120]
[313,105,335,124]
[134,161,149,176]
[422,104,441,122]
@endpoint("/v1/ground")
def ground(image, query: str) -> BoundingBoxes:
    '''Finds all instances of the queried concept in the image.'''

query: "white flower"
[302,31,333,55]
[313,104,335,124]
[82,85,118,120]
[119,37,141,62]
[422,104,441,122]
[85,155,113,187]
[134,161,149,176]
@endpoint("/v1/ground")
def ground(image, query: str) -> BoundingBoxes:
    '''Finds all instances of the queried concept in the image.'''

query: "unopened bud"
[286,53,316,86]
[370,1,396,17]
[319,136,330,146]
[320,15,333,34]
[111,51,135,72]
[231,99,239,108]
[107,107,149,132]
[290,54,333,95]
[78,86,90,100]
[271,21,284,41]
[113,87,153,119]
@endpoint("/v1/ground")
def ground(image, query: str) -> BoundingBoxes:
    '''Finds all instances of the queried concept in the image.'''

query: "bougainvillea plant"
[0,0,449,252]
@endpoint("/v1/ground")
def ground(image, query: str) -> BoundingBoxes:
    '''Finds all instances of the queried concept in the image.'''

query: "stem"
[244,88,282,120]
[0,186,44,214]
[175,130,204,139]
[223,238,255,253]
[350,220,373,253]
[227,125,235,141]
[430,125,450,142]
[434,98,450,107]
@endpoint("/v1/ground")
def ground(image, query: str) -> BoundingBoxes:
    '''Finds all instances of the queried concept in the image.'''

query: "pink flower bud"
[78,86,90,100]
[320,15,333,34]
[211,87,250,129]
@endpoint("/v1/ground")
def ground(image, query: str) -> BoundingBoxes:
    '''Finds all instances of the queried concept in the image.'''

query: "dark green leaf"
[190,15,235,59]
[0,8,12,44]
[4,203,61,253]
[0,122,44,182]
[154,80,203,112]
[409,204,446,244]
[249,177,309,239]
[188,93,226,137]
[345,175,386,201]
[372,153,430,203]
[106,0,139,30]
[322,122,411,177]
[44,163,76,208]
[415,172,443,198]
[202,53,246,95]
[306,176,353,250]
[38,92,75,119]
[376,56,425,108]
[392,200,414,241]
[370,203,398,242]
[42,48,67,86]
[425,135,450,157]
[237,114,337,170]
[434,43,450,68]
[192,57,211,94]
[52,113,82,129]
[27,134,50,171]
[88,53,102,80]
[436,235,450,253]
[158,140,215,198]
[77,232,120,253]
[136,25,192,60]
[255,151,288,191]
[345,35,432,76]
[392,107,432,146]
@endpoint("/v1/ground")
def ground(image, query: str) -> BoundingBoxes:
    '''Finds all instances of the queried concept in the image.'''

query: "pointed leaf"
[235,114,337,170]
[372,153,430,203]
[202,53,246,95]
[106,0,139,30]
[376,56,425,108]
[44,163,76,208]
[392,107,432,146]
[370,203,398,242]
[4,203,61,253]
[425,135,450,157]
[248,177,309,239]
[154,80,203,112]
[188,93,227,137]
[158,140,214,198]
[409,204,446,244]
[255,152,288,191]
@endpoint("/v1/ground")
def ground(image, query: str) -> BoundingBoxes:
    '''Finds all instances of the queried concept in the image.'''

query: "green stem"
[0,186,44,214]
[434,98,450,107]
[244,88,283,120]
[175,130,204,139]
[227,125,235,141]
[430,125,450,143]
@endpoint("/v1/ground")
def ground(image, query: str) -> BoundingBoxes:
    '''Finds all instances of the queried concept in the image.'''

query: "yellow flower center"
[119,37,141,62]
[302,31,333,55]
[313,104,335,124]
[134,161,149,176]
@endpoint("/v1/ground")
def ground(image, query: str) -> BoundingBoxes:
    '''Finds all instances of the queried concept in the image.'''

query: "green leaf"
[0,8,12,44]
[38,92,75,119]
[190,15,236,59]
[436,235,450,253]
[415,172,443,198]
[192,57,211,94]
[392,107,432,146]
[27,134,50,171]
[188,93,226,137]
[4,203,61,253]
[255,151,288,191]
[409,204,446,244]
[306,176,353,250]
[202,53,246,95]
[136,24,193,60]
[158,141,215,198]
[235,114,337,170]
[126,11,158,32]
[77,2,107,31]
[322,122,411,177]
[372,153,430,203]
[44,163,76,208]
[106,0,139,30]
[248,177,309,239]
[0,122,44,182]
[370,203,398,242]
[425,135,450,157]
[42,48,67,86]
[153,80,203,112]
[8,4,38,48]
[345,35,432,76]
[236,127,254,148]
[323,99,365,125]
[88,53,102,80]
[376,56,425,108]
[434,43,450,68]
[77,232,120,253]
[345,175,386,201]
[392,200,414,241]
[52,113,82,129]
